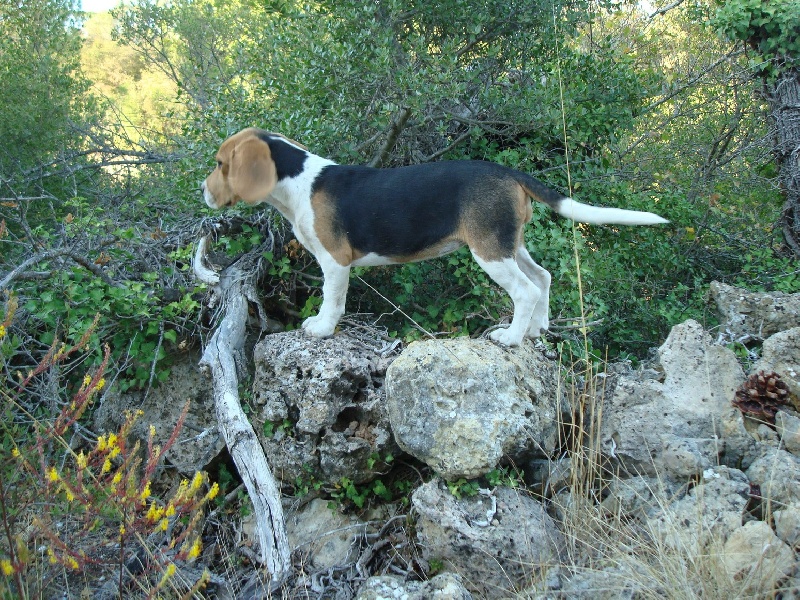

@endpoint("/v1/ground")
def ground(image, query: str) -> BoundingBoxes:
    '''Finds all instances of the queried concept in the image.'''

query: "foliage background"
[0,0,796,380]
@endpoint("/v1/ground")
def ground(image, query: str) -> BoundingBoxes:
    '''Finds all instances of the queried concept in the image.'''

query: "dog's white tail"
[555,198,669,225]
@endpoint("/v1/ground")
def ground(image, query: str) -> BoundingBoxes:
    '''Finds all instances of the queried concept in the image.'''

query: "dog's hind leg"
[516,246,551,338]
[302,255,350,338]
[472,252,541,347]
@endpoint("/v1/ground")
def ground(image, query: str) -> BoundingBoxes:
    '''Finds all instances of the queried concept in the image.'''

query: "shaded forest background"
[1,0,798,391]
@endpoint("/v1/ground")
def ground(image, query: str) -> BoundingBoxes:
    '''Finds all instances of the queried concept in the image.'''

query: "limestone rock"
[722,521,795,590]
[752,327,800,404]
[355,573,472,600]
[412,479,562,596]
[600,475,679,518]
[774,502,800,548]
[777,410,800,455]
[251,331,399,485]
[710,281,800,341]
[285,498,365,571]
[646,466,750,553]
[601,320,753,478]
[94,352,224,474]
[385,338,564,480]
[746,446,800,506]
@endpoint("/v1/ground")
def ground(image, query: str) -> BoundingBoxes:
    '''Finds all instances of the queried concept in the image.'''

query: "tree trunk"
[769,67,800,256]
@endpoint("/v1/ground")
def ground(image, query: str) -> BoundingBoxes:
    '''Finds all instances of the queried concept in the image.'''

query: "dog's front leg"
[302,255,350,338]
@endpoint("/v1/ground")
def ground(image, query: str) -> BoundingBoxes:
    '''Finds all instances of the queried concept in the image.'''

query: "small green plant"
[263,418,293,439]
[329,477,393,510]
[485,466,524,489]
[294,463,323,497]
[446,478,480,499]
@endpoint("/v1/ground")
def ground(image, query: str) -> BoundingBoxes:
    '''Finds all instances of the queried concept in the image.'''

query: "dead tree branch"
[194,227,291,586]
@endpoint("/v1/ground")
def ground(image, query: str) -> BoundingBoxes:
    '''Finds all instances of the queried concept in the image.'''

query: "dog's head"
[202,128,278,209]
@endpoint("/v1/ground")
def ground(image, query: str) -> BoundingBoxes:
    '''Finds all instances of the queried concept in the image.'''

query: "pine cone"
[732,371,791,425]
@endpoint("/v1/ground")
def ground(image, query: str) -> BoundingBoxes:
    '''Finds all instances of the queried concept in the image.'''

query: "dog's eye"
[216,160,223,169]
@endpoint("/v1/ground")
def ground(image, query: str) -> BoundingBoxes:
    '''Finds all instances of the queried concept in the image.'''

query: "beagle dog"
[201,127,668,347]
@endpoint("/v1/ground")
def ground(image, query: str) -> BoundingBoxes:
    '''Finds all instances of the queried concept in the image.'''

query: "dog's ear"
[228,136,277,204]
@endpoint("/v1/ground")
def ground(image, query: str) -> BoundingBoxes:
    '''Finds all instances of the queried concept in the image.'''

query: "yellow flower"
[206,482,220,501]
[140,481,151,501]
[96,378,105,391]
[82,374,91,388]
[189,472,204,493]
[146,502,164,522]
[76,451,88,470]
[66,556,79,570]
[96,435,107,452]
[107,433,118,448]
[11,448,19,459]
[0,325,6,339]
[187,538,202,561]
[48,467,59,482]
[101,458,112,474]
[65,488,75,502]
[158,518,169,532]
[112,472,122,485]
[165,504,175,518]
[149,424,156,439]
[119,524,126,536]
[157,562,177,586]
[1,559,14,576]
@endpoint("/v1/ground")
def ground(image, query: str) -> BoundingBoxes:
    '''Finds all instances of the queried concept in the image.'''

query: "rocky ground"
[95,281,800,598]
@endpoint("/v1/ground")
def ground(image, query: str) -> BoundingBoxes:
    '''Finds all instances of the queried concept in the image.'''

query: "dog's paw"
[302,315,336,338]
[526,322,549,338]
[489,327,522,347]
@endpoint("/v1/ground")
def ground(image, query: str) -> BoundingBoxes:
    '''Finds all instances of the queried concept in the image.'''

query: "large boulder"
[94,352,224,474]
[710,281,800,341]
[412,479,563,596]
[385,338,564,480]
[601,320,754,479]
[250,331,400,486]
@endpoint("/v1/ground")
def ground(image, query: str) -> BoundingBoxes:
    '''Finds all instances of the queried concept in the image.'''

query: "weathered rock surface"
[646,466,750,553]
[777,410,800,455]
[412,479,562,596]
[94,352,224,474]
[601,320,754,479]
[774,502,800,548]
[386,338,564,480]
[722,520,795,591]
[710,281,800,341]
[355,573,472,600]
[250,331,399,485]
[746,446,800,506]
[285,498,366,571]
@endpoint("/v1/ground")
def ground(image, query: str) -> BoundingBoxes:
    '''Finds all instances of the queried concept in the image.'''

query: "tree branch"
[368,107,412,167]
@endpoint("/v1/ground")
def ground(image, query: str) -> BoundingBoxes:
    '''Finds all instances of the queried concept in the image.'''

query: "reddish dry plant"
[1,309,217,597]
[732,370,792,425]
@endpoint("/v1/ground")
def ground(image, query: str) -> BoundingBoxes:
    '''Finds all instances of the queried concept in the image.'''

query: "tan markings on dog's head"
[311,190,361,266]
[203,128,277,208]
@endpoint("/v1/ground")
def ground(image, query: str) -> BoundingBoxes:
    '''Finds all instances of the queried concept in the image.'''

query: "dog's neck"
[267,149,336,224]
